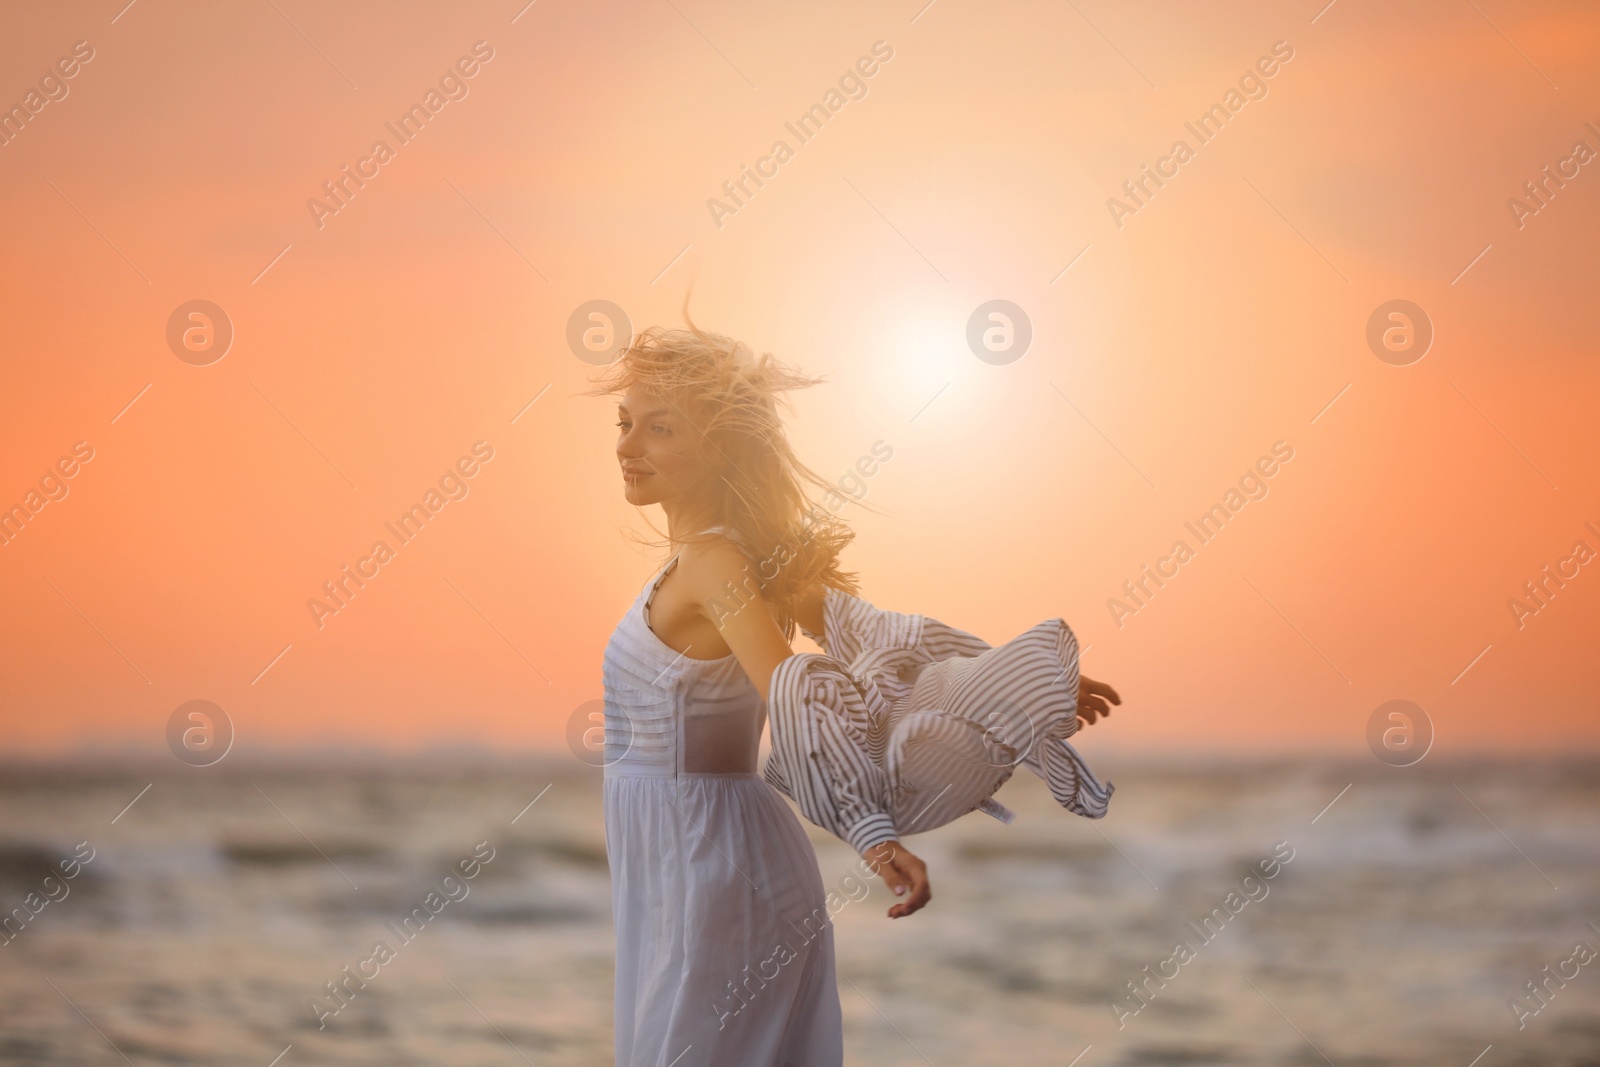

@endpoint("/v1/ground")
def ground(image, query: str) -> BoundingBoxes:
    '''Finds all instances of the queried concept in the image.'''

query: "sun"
[883,303,970,401]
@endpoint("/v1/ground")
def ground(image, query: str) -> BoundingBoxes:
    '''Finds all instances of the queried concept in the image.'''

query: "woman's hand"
[861,839,931,918]
[1077,675,1121,726]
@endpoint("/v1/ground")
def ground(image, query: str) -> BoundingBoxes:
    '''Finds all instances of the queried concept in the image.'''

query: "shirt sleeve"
[772,586,1115,839]
[762,652,900,854]
[1022,737,1115,817]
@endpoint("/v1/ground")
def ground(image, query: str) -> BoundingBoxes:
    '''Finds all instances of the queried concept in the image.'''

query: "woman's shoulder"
[684,524,756,558]
[674,529,755,589]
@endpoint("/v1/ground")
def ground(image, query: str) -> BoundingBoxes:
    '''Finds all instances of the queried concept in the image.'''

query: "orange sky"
[1,0,1597,759]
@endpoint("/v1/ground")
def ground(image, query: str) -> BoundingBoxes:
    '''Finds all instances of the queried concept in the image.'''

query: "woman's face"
[615,387,715,507]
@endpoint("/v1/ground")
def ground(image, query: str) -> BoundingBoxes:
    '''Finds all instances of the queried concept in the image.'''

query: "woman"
[589,323,1119,1065]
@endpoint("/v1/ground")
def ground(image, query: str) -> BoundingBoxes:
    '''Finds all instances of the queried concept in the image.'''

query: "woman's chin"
[624,483,661,505]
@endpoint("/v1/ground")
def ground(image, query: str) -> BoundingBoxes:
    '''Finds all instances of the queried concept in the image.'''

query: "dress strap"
[699,524,753,547]
[645,526,738,613]
[643,554,680,615]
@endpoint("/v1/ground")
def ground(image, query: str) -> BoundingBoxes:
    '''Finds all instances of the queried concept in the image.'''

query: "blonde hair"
[585,316,881,638]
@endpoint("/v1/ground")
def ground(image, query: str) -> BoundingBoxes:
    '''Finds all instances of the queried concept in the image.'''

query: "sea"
[2,753,1597,1065]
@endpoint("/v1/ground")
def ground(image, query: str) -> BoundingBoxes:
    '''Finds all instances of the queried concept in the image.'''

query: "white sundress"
[602,540,844,1067]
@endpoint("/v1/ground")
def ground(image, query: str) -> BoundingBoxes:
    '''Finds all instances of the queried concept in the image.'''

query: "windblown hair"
[585,318,880,639]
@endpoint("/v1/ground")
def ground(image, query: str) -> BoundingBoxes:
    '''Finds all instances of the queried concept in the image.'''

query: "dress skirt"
[605,772,844,1066]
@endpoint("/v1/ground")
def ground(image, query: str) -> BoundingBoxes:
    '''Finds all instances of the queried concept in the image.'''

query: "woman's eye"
[615,420,629,430]
[652,424,670,435]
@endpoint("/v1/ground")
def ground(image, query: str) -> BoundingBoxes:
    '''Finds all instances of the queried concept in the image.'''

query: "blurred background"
[1,0,1596,1063]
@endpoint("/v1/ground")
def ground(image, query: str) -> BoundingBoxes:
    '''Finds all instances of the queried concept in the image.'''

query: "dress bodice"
[601,535,767,777]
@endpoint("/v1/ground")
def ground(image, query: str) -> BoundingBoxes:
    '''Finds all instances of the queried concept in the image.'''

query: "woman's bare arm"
[690,547,932,917]
[684,542,796,704]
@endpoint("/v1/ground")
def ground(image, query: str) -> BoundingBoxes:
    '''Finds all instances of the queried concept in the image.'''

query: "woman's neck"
[663,501,724,547]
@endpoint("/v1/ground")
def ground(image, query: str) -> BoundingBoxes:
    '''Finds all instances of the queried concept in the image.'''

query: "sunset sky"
[1,0,1596,758]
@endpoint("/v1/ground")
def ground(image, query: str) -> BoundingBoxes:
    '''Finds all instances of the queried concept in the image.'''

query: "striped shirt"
[764,583,1114,854]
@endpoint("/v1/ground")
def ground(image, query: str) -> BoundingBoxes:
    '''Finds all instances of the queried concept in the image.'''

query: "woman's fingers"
[887,850,931,918]
[1076,694,1114,726]
[865,841,932,918]
[1077,677,1122,726]
[863,841,909,900]
[1082,677,1121,705]
[881,860,909,897]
